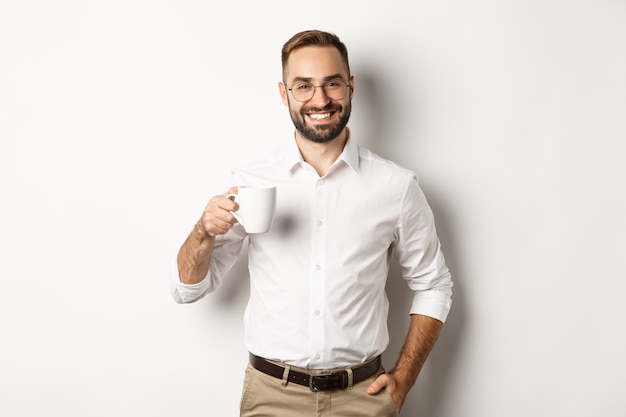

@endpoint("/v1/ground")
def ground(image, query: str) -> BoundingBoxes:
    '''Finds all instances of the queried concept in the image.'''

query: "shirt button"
[317,220,323,227]
[315,354,320,360]
[314,309,320,316]
[315,265,321,271]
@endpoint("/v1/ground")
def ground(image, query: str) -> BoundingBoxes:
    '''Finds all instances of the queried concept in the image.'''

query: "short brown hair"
[281,30,350,80]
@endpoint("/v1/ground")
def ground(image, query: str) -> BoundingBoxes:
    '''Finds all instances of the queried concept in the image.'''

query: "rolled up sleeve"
[395,175,453,322]
[169,226,247,304]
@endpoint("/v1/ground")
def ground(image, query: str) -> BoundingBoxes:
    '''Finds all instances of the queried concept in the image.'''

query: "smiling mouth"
[308,112,333,121]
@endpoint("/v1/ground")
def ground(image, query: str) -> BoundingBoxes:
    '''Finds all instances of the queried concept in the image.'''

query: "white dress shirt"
[170,136,452,369]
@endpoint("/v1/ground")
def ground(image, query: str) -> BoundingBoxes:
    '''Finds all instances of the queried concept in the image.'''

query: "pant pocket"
[239,364,257,416]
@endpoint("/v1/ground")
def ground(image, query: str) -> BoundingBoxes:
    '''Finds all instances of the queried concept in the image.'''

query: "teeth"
[310,113,331,120]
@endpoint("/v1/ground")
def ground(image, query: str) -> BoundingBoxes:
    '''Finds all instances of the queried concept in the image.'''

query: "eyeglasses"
[287,79,349,102]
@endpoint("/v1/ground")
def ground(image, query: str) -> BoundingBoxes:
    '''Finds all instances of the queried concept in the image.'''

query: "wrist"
[390,367,417,390]
[194,220,215,240]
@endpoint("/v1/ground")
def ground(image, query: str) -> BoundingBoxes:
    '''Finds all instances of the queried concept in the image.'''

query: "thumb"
[367,373,390,395]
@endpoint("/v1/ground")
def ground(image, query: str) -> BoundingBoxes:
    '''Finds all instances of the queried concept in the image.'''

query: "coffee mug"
[228,185,277,233]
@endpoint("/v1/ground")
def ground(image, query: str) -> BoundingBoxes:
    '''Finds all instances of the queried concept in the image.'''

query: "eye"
[293,82,312,91]
[326,79,344,89]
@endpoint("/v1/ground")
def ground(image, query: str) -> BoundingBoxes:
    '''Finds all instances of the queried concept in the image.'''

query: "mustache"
[302,103,342,113]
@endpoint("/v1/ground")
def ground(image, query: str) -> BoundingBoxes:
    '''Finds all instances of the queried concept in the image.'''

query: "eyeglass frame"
[286,77,351,102]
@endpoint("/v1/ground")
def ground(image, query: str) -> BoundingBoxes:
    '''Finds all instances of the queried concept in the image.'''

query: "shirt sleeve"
[394,173,453,322]
[169,225,248,304]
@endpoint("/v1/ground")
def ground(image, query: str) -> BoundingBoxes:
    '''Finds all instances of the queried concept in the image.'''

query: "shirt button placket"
[310,177,327,367]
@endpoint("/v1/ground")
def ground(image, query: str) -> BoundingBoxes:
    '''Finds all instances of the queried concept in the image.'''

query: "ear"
[278,82,289,106]
[348,75,355,99]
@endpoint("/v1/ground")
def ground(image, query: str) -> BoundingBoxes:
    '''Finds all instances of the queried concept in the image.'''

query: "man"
[171,30,452,417]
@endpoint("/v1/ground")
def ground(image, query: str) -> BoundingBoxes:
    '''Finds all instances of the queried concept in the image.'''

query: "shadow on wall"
[357,66,466,417]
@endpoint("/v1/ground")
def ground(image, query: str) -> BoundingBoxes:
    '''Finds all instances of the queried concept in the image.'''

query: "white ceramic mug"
[228,185,277,233]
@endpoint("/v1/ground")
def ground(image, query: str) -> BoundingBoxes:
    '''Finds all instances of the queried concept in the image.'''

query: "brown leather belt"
[249,353,381,392]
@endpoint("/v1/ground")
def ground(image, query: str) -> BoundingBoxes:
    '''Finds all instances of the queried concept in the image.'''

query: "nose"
[309,85,331,106]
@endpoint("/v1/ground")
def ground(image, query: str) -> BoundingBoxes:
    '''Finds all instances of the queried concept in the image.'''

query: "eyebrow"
[291,73,346,84]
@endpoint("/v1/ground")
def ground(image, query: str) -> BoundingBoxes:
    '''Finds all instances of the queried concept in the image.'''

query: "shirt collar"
[339,133,359,173]
[283,130,360,174]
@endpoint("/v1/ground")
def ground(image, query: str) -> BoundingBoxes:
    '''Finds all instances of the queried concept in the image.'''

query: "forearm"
[391,314,443,390]
[177,221,216,284]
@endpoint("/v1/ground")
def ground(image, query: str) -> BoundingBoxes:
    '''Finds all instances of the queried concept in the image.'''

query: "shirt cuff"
[169,259,215,304]
[409,290,452,323]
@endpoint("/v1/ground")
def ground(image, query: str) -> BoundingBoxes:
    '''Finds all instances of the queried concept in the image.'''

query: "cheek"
[288,102,304,117]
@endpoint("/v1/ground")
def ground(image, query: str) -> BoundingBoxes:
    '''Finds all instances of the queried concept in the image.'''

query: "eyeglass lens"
[290,80,348,102]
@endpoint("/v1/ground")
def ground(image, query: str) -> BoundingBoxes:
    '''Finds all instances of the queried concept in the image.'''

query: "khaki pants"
[240,363,398,417]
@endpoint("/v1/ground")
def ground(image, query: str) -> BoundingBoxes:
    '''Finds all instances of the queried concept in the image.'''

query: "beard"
[289,100,351,144]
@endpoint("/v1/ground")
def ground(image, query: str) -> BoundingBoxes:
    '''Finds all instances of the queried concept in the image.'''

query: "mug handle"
[226,193,244,226]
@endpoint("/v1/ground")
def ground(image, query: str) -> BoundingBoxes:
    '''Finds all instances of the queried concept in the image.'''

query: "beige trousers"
[240,363,398,417]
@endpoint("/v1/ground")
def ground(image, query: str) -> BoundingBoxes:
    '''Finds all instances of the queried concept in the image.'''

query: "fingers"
[367,373,403,414]
[367,373,390,395]
[368,373,405,414]
[200,187,241,237]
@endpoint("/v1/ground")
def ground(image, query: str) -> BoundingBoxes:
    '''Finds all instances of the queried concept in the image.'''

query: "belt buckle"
[309,373,344,392]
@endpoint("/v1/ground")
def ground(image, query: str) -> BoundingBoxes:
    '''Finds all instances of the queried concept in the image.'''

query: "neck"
[295,128,349,176]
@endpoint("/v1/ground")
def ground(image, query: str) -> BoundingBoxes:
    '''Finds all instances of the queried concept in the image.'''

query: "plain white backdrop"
[1,1,625,416]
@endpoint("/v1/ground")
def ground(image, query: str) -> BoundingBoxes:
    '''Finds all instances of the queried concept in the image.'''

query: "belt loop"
[346,367,354,390]
[281,365,291,387]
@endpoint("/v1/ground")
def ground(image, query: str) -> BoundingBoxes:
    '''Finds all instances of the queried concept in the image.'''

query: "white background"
[1,1,625,416]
